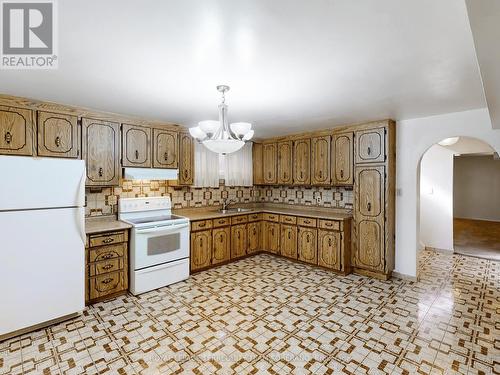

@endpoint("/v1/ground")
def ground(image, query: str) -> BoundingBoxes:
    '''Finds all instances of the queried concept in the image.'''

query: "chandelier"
[189,85,254,154]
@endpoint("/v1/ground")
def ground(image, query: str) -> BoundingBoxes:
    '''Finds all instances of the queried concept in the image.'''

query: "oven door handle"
[136,223,189,235]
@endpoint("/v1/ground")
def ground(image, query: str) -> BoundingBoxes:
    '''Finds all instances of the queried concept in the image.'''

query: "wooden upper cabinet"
[311,136,330,185]
[318,229,341,270]
[153,128,178,168]
[353,165,385,272]
[212,227,230,265]
[191,230,212,271]
[263,143,277,184]
[253,143,264,185]
[231,224,248,259]
[355,127,386,164]
[298,227,317,265]
[122,124,151,167]
[178,132,194,185]
[0,105,35,156]
[293,138,310,185]
[277,141,292,185]
[332,132,354,185]
[82,118,120,186]
[37,111,79,158]
[280,224,297,259]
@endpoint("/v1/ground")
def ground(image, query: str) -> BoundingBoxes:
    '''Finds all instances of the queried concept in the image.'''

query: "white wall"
[419,145,455,251]
[396,108,500,278]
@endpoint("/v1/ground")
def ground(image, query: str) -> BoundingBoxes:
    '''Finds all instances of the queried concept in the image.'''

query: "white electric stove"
[119,196,190,295]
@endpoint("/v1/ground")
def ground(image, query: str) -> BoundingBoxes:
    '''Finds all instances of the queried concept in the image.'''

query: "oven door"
[132,222,189,270]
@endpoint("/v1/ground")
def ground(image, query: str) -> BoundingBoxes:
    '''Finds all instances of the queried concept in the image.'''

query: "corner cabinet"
[82,118,121,186]
[0,105,35,156]
[177,132,194,185]
[37,111,79,158]
[153,128,178,169]
[122,124,151,168]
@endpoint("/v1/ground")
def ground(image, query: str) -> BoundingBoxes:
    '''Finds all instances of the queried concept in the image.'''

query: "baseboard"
[392,271,417,282]
[425,246,454,253]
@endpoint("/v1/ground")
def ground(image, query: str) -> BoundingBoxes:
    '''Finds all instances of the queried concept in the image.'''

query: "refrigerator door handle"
[77,166,86,207]
[76,208,85,244]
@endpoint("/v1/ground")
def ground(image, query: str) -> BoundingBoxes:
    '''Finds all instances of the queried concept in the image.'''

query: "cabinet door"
[153,128,178,168]
[178,133,194,185]
[277,141,292,185]
[82,118,120,186]
[298,227,317,264]
[318,230,341,270]
[311,136,330,185]
[191,230,212,271]
[212,227,230,265]
[265,222,280,254]
[293,139,310,184]
[355,128,385,164]
[37,111,79,158]
[332,132,353,185]
[353,165,385,272]
[231,224,248,259]
[122,124,151,167]
[280,224,297,259]
[247,222,261,253]
[0,106,34,156]
[253,143,264,185]
[263,143,277,184]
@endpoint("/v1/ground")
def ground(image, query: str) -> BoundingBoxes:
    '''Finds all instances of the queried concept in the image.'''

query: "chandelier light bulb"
[189,126,206,141]
[198,120,220,136]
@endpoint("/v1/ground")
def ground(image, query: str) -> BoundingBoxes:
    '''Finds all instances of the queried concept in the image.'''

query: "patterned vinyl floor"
[1,250,498,374]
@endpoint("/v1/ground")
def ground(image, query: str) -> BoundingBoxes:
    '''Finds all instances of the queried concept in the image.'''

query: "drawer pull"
[101,278,113,285]
[4,131,12,144]
[102,253,114,260]
[198,223,206,227]
[102,264,114,270]
[304,220,311,224]
[55,136,61,147]
[218,220,225,224]
[102,238,114,244]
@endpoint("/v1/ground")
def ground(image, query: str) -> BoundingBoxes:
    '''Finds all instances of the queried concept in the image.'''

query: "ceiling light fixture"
[189,85,253,154]
[438,137,459,146]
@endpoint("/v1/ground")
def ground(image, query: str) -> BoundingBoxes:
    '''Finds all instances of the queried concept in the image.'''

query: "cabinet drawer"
[213,217,231,228]
[297,217,317,228]
[231,215,248,225]
[89,271,126,300]
[89,258,124,277]
[191,220,212,231]
[263,213,279,222]
[89,231,127,247]
[280,215,297,225]
[318,219,340,231]
[248,213,262,222]
[89,243,126,263]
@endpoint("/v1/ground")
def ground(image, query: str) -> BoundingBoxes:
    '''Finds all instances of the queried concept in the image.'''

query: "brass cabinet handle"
[306,234,310,243]
[102,264,114,270]
[367,202,372,212]
[101,278,113,285]
[218,220,225,224]
[253,228,256,235]
[135,150,139,159]
[319,170,323,178]
[340,170,344,178]
[367,146,371,155]
[101,253,114,260]
[4,131,12,144]
[288,231,291,240]
[304,220,311,224]
[325,222,332,227]
[184,170,188,178]
[283,172,287,179]
[328,238,332,247]
[300,171,304,179]
[220,234,223,241]
[199,238,203,246]
[198,223,206,227]
[98,167,103,177]
[102,238,114,244]
[164,151,168,161]
[55,136,61,147]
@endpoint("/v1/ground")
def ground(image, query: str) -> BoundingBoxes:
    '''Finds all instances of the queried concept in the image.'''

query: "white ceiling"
[0,0,487,137]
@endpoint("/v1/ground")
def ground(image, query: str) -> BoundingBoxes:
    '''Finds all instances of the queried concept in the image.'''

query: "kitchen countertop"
[85,216,133,234]
[174,203,352,221]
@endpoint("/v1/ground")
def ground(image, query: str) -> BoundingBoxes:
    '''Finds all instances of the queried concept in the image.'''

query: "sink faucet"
[222,198,235,211]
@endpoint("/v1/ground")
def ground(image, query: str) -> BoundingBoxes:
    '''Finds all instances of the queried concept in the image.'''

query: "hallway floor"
[454,218,500,261]
[1,250,498,374]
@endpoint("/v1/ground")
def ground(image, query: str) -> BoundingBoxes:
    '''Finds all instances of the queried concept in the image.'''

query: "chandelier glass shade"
[189,85,253,154]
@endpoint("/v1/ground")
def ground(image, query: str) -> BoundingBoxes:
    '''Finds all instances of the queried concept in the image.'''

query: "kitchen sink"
[218,207,253,214]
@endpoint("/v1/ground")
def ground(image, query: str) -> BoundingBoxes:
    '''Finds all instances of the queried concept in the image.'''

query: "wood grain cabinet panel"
[318,230,341,270]
[82,118,120,186]
[37,111,79,158]
[263,143,277,184]
[297,227,317,264]
[311,136,330,185]
[0,105,35,156]
[332,132,353,185]
[293,138,311,184]
[355,128,386,164]
[277,141,292,184]
[253,143,264,185]
[191,230,212,271]
[153,128,178,168]
[212,227,230,265]
[247,222,261,253]
[280,224,297,259]
[89,271,126,301]
[353,165,385,272]
[122,124,151,167]
[178,132,194,185]
[231,224,247,259]
[264,221,280,254]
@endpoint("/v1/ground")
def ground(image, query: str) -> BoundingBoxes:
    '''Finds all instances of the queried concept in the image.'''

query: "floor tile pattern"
[1,250,498,374]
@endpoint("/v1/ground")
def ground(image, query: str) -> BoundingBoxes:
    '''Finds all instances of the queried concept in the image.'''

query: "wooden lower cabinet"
[212,227,230,265]
[85,230,129,304]
[191,230,212,271]
[318,230,342,271]
[297,227,317,264]
[247,222,261,253]
[231,224,248,259]
[264,221,280,254]
[280,224,297,259]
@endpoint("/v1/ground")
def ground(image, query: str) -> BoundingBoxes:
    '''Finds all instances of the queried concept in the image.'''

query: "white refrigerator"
[0,156,86,338]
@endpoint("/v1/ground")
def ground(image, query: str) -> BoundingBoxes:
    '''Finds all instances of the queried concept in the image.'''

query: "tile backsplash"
[85,180,353,217]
